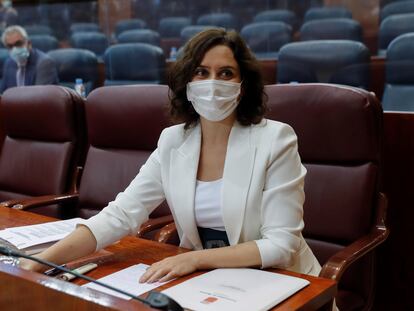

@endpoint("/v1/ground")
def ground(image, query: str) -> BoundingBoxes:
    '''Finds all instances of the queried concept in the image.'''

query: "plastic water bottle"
[75,78,86,97]
[169,46,178,61]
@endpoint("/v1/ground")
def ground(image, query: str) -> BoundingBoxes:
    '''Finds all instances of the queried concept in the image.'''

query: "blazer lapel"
[169,124,203,249]
[222,122,256,245]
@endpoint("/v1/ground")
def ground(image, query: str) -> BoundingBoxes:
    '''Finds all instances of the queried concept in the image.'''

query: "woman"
[21,29,321,283]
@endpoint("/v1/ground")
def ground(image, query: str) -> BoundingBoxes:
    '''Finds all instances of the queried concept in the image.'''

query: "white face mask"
[186,79,241,122]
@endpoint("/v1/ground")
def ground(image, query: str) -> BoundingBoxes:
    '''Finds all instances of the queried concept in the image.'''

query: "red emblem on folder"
[201,297,218,304]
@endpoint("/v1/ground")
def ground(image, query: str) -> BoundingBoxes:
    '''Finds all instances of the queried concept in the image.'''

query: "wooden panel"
[370,55,386,100]
[98,0,133,37]
[0,263,147,311]
[324,0,380,54]
[375,112,414,310]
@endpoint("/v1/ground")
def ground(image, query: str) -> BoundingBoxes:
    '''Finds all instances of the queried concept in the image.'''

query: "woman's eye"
[220,70,234,79]
[194,68,208,77]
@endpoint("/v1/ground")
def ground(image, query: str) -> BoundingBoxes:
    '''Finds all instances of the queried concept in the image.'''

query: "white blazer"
[84,119,321,275]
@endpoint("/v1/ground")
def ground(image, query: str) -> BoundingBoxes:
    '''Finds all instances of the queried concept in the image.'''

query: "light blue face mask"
[10,47,30,66]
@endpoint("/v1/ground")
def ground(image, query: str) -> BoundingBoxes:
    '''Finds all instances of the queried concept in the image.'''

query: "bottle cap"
[75,78,83,84]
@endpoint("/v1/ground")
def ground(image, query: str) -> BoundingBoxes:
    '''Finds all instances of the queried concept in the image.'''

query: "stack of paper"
[82,263,168,299]
[0,218,82,255]
[162,268,310,311]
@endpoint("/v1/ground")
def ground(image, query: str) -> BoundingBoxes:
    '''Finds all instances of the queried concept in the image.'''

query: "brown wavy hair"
[168,28,267,129]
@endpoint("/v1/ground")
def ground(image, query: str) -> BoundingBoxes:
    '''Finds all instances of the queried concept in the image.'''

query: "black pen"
[44,264,66,276]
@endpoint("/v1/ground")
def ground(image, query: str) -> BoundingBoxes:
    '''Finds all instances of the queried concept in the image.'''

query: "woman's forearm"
[20,225,97,272]
[195,241,262,269]
[140,240,263,283]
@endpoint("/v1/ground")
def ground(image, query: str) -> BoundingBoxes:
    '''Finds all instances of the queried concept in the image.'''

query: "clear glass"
[0,1,411,109]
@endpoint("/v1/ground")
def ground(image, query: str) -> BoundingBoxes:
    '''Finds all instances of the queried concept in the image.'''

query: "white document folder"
[162,268,310,311]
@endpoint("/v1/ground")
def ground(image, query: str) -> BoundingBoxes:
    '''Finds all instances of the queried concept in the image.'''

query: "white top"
[194,179,225,231]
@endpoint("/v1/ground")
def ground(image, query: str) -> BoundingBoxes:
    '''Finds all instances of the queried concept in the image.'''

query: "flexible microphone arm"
[0,246,183,311]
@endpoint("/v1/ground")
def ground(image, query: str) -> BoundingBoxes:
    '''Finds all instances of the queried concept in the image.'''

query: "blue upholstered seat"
[117,29,160,46]
[0,48,9,86]
[379,13,414,54]
[304,7,352,22]
[381,0,414,21]
[158,17,191,38]
[300,18,362,42]
[115,19,147,38]
[180,25,216,45]
[70,32,108,59]
[196,13,237,30]
[70,23,101,34]
[278,40,370,89]
[47,48,98,94]
[240,22,292,60]
[253,9,297,29]
[103,43,165,86]
[25,25,53,36]
[382,33,414,111]
[30,35,59,53]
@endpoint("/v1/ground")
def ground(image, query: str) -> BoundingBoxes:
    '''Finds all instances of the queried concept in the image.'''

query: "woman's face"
[192,45,241,83]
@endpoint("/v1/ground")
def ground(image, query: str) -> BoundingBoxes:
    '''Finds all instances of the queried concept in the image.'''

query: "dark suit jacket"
[0,48,59,93]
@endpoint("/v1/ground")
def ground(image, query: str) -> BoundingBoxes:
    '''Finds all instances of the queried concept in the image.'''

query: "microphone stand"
[0,246,183,311]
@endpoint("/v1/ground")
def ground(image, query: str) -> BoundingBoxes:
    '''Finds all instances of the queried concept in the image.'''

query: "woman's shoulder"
[158,123,195,147]
[250,119,300,159]
[252,118,297,140]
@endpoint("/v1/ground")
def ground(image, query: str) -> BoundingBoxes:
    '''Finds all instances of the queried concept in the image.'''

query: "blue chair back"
[240,22,292,59]
[117,29,160,46]
[253,9,297,29]
[278,40,370,89]
[104,43,165,85]
[115,19,147,37]
[382,32,414,111]
[381,0,414,21]
[30,35,59,53]
[25,25,53,36]
[0,48,9,84]
[70,32,108,58]
[37,3,70,39]
[180,25,216,45]
[379,13,414,52]
[196,13,237,30]
[304,7,352,22]
[70,23,101,34]
[300,18,362,41]
[47,48,98,94]
[18,5,41,26]
[158,17,191,38]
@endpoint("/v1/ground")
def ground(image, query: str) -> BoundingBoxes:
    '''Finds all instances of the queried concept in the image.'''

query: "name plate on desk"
[162,268,309,311]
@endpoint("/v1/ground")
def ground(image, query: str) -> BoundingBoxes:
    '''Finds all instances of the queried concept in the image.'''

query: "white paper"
[82,263,168,300]
[0,218,82,250]
[162,268,310,311]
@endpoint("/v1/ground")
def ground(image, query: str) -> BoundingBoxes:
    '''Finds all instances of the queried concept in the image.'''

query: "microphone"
[0,246,183,311]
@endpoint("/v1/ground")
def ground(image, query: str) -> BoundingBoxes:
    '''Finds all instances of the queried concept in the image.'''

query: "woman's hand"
[18,257,46,272]
[139,252,201,283]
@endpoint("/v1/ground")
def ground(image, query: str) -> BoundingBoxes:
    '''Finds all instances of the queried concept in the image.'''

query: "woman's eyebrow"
[198,65,237,70]
[219,65,237,70]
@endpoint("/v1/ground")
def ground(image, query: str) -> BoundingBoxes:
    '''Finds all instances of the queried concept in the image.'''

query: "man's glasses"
[5,40,26,49]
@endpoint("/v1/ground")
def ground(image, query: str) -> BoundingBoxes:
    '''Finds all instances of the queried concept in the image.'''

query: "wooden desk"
[0,207,336,310]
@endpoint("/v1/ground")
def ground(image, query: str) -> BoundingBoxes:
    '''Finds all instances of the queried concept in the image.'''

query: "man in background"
[0,25,58,93]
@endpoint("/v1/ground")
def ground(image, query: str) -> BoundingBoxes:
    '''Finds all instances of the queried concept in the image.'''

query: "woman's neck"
[199,115,235,145]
